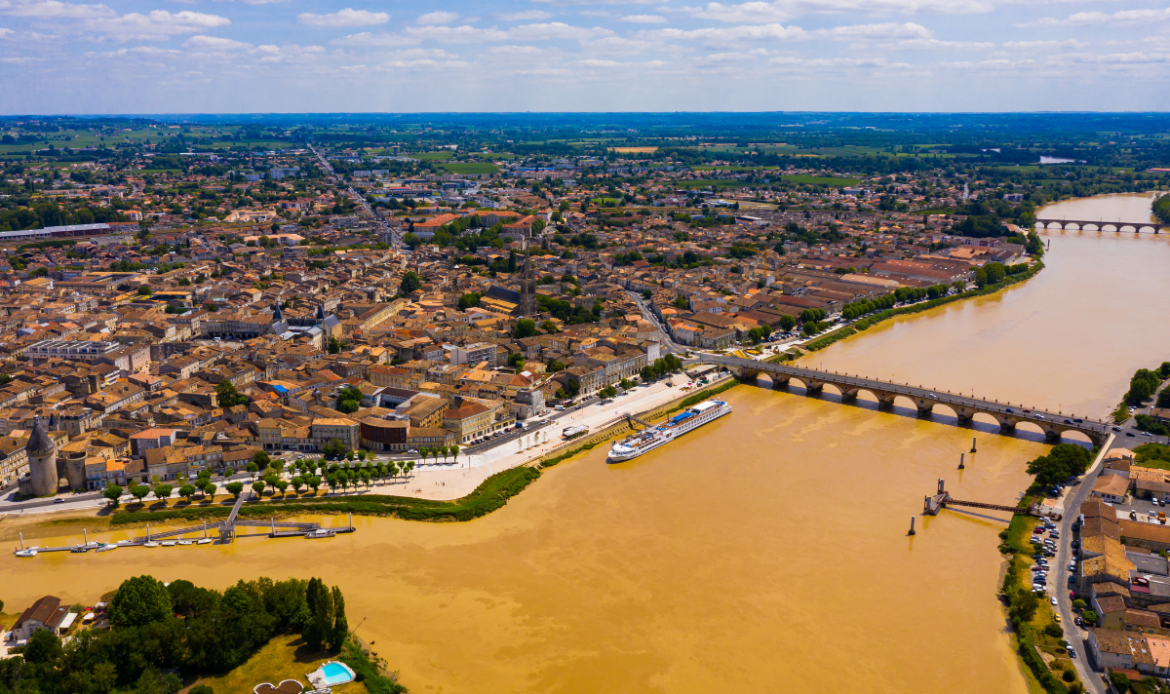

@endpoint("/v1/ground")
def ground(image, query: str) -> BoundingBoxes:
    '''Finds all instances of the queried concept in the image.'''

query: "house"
[11,596,75,643]
[1093,474,1130,503]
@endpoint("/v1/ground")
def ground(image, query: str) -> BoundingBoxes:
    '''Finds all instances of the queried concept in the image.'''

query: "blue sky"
[0,0,1168,113]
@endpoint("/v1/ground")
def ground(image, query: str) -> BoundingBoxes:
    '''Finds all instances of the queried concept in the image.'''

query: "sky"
[0,0,1168,113]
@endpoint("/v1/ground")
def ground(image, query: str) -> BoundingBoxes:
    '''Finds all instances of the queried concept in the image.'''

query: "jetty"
[923,478,1023,516]
[12,494,356,558]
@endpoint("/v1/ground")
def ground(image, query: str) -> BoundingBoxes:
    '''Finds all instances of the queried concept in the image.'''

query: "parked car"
[1051,596,1058,606]
[1069,649,1077,659]
[1113,426,1123,432]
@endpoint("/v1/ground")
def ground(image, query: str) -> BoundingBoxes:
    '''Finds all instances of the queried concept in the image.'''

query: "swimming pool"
[320,662,354,687]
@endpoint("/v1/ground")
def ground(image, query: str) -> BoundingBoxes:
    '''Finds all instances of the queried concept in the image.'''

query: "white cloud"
[0,54,40,61]
[0,26,9,36]
[183,33,250,49]
[416,10,459,25]
[573,57,621,66]
[86,10,230,39]
[668,0,991,23]
[1017,7,1170,27]
[298,8,389,27]
[506,21,614,40]
[0,0,112,20]
[1002,39,1088,49]
[405,24,507,42]
[639,22,805,44]
[815,21,931,39]
[86,44,180,56]
[331,31,420,46]
[495,10,552,21]
[620,14,667,23]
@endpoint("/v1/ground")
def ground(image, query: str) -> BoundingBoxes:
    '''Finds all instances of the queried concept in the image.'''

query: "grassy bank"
[111,466,541,526]
[186,633,372,694]
[801,261,1045,353]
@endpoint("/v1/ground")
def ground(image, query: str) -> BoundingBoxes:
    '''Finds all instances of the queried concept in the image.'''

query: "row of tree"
[0,575,349,694]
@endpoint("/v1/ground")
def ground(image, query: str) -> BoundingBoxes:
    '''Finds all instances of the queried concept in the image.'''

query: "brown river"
[3,193,1170,693]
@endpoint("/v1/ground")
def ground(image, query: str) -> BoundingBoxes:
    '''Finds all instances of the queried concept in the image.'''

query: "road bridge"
[1035,218,1168,233]
[700,353,1110,446]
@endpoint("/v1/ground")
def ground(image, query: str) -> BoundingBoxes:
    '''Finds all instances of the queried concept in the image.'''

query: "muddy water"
[3,194,1166,693]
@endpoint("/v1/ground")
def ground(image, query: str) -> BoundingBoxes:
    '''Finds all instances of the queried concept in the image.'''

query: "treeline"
[0,574,387,694]
[1155,194,1170,225]
[842,285,952,321]
[0,203,128,233]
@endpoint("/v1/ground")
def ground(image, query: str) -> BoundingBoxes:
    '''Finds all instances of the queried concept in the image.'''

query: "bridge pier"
[838,387,860,403]
[771,375,791,389]
[951,406,977,424]
[802,379,826,396]
[875,392,897,410]
[912,398,934,418]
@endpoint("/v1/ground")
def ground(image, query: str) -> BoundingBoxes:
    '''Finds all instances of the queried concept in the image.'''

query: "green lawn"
[415,152,453,161]
[782,174,861,186]
[1135,443,1170,469]
[185,633,370,694]
[675,179,750,189]
[440,162,499,174]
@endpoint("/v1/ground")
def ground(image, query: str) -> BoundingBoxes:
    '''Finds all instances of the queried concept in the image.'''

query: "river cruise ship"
[608,399,731,463]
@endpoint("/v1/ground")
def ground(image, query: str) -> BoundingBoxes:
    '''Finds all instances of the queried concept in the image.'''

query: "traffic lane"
[1055,455,1107,692]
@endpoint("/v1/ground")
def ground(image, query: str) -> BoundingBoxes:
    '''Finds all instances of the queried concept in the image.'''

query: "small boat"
[177,540,193,546]
[71,545,89,553]
[304,529,335,539]
[161,541,177,547]
[144,541,160,548]
[96,543,118,553]
[15,548,38,558]
[195,538,212,545]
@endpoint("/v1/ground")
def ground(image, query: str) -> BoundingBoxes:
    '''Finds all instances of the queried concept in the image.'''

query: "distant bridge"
[700,354,1110,447]
[1035,218,1168,233]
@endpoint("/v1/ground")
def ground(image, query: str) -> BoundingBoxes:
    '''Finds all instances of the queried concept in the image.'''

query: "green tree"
[103,483,123,507]
[398,270,422,295]
[458,292,482,310]
[1008,586,1039,622]
[1082,609,1098,625]
[329,586,348,652]
[513,318,538,338]
[1109,672,1130,692]
[1026,444,1092,487]
[778,314,797,332]
[152,484,173,501]
[202,481,217,498]
[303,577,334,652]
[130,484,151,503]
[252,480,266,496]
[178,484,197,503]
[23,628,63,664]
[226,481,244,499]
[215,380,245,407]
[108,575,173,628]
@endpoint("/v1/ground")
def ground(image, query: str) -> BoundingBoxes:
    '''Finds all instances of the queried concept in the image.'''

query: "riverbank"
[801,259,1045,353]
[97,378,741,528]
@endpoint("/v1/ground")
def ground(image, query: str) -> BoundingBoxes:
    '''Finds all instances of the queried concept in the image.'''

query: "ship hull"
[607,401,731,463]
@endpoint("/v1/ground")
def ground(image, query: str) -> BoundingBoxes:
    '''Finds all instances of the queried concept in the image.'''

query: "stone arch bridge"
[700,354,1110,446]
[1035,218,1168,233]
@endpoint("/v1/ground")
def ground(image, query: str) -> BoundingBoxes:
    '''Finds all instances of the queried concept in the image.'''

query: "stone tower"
[519,238,536,318]
[24,416,60,497]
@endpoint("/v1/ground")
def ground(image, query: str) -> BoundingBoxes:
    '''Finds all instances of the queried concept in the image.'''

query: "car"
[1054,613,1062,622]
[1151,510,1158,517]
[1068,575,1076,584]
[1074,418,1084,423]
[1006,408,1015,413]
[1023,408,1031,413]
[1071,540,1080,549]
[1036,415,1046,420]
[1064,419,1073,424]
[1127,432,1136,437]
[53,498,65,504]
[1143,432,1154,437]
[1075,617,1084,626]
[1069,563,1077,571]
[1113,425,1123,432]
[1068,649,1077,659]
[1034,527,1046,534]
[1032,565,1046,572]
[1051,596,1058,606]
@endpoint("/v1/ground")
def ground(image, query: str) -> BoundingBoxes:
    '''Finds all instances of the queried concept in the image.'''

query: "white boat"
[195,538,212,545]
[15,548,38,558]
[608,399,732,463]
[177,540,193,546]
[96,543,118,553]
[161,540,177,547]
[304,529,335,539]
[144,541,160,548]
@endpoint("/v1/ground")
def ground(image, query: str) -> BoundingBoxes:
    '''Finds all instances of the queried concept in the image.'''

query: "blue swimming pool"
[320,663,354,686]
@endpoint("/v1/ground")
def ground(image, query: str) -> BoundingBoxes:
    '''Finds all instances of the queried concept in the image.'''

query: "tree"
[458,292,481,310]
[329,586,348,652]
[253,450,272,470]
[252,480,266,496]
[406,460,415,477]
[451,445,459,465]
[131,484,151,503]
[226,481,244,499]
[179,484,197,503]
[291,476,304,495]
[440,445,450,463]
[203,481,217,498]
[778,314,797,332]
[1026,444,1092,487]
[323,437,346,459]
[303,578,334,652]
[245,461,260,478]
[599,385,618,399]
[398,270,422,296]
[513,318,538,338]
[109,575,173,628]
[1082,609,1098,625]
[104,483,123,507]
[153,484,173,501]
[275,480,289,497]
[215,380,245,407]
[23,629,63,664]
[1008,586,1039,622]
[1109,672,1130,693]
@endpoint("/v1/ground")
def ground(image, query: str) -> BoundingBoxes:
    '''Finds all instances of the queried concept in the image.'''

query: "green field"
[415,152,454,161]
[675,179,751,189]
[692,165,774,172]
[782,174,861,186]
[441,162,500,174]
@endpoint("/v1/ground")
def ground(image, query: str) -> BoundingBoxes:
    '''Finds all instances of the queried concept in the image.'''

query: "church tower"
[25,416,59,497]
[519,238,536,318]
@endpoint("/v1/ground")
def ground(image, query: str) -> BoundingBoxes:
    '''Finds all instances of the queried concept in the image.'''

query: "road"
[625,291,686,353]
[1052,443,1110,694]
